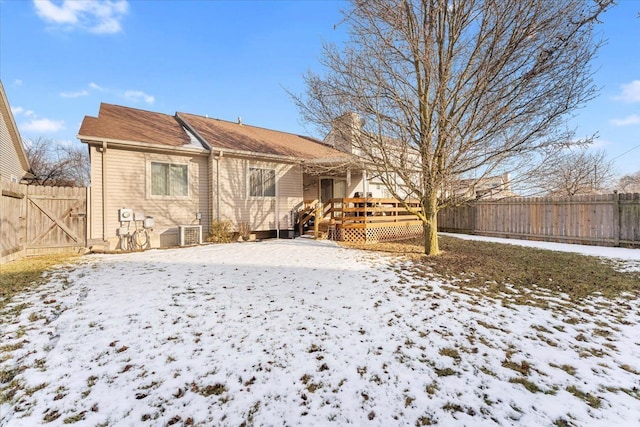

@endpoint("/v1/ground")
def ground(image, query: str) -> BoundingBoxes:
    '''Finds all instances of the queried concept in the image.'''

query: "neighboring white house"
[0,80,31,184]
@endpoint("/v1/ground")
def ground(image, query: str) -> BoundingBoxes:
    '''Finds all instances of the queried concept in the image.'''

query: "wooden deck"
[299,198,424,243]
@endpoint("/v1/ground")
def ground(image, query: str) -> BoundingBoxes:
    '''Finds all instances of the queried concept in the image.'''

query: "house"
[0,80,31,184]
[446,173,515,201]
[78,103,373,250]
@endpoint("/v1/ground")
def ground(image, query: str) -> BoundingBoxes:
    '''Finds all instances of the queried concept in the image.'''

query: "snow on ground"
[440,233,640,272]
[1,238,639,426]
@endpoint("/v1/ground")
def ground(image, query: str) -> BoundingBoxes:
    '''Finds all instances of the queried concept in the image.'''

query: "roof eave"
[206,145,304,163]
[77,134,210,155]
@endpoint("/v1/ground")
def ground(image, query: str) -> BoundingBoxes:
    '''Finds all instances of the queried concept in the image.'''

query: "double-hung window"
[151,162,188,197]
[249,167,275,197]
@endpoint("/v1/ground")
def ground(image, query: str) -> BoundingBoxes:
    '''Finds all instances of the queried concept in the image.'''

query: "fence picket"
[438,193,640,247]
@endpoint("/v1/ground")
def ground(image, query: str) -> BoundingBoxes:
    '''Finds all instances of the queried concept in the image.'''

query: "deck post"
[314,202,320,239]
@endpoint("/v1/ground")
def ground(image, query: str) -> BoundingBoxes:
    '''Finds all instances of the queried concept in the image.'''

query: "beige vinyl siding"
[278,164,303,229]
[98,146,208,248]
[215,156,303,232]
[89,146,103,240]
[0,110,27,182]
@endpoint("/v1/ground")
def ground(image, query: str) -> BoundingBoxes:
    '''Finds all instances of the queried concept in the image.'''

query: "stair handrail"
[298,199,319,235]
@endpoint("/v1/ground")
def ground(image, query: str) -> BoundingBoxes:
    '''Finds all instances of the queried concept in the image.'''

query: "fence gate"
[24,186,87,256]
[1,182,87,263]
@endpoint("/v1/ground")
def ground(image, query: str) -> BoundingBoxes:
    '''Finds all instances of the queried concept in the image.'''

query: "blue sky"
[1,0,639,176]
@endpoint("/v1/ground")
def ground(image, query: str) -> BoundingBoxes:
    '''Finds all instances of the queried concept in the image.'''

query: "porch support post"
[314,202,320,239]
[362,169,367,195]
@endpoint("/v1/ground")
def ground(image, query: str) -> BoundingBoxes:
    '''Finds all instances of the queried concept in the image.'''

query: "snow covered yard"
[1,238,639,426]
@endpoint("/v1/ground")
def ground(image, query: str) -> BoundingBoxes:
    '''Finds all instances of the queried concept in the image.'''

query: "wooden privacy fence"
[437,193,640,247]
[1,181,87,264]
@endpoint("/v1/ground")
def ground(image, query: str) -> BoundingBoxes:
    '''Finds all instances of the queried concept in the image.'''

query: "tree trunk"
[422,192,440,256]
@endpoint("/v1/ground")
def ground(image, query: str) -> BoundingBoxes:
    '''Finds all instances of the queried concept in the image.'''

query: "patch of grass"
[342,235,640,300]
[63,412,86,424]
[43,409,61,423]
[502,359,531,376]
[620,364,640,375]
[438,347,461,362]
[25,382,48,395]
[0,367,19,383]
[566,385,601,408]
[425,381,438,395]
[434,367,456,377]
[554,418,575,427]
[442,402,464,413]
[619,387,640,400]
[0,341,25,352]
[416,414,437,425]
[191,382,227,397]
[549,363,577,376]
[300,374,323,393]
[509,377,541,393]
[0,254,79,310]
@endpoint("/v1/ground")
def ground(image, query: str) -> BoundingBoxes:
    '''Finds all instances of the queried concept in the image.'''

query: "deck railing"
[318,198,424,243]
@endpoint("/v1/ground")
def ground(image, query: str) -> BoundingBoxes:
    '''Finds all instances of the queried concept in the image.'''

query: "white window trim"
[247,165,276,199]
[146,159,191,200]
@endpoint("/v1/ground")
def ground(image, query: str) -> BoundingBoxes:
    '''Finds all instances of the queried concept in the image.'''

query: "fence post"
[613,191,620,247]
[471,202,477,234]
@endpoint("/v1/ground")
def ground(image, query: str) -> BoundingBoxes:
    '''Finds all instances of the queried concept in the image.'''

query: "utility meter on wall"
[119,208,133,222]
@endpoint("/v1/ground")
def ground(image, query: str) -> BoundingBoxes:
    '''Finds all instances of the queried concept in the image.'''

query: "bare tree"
[618,170,640,193]
[24,137,90,187]
[535,148,614,196]
[293,0,612,255]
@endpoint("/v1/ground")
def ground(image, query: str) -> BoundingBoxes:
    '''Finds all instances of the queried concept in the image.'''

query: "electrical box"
[143,217,155,229]
[119,208,133,222]
[134,211,145,221]
[196,212,202,220]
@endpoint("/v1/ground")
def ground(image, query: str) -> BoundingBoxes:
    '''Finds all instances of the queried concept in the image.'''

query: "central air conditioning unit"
[178,225,202,247]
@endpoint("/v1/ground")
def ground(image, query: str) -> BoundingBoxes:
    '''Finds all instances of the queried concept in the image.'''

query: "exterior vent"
[178,225,202,247]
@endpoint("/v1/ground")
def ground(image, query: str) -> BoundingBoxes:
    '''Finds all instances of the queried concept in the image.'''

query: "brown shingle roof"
[78,103,351,161]
[78,103,192,147]
[178,112,350,160]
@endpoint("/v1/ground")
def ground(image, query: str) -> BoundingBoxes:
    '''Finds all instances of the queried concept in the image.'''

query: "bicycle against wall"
[117,208,154,251]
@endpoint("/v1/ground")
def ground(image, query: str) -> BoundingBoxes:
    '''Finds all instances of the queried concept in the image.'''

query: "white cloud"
[33,0,129,34]
[610,114,640,126]
[613,80,640,103]
[21,118,66,133]
[89,82,105,91]
[10,107,35,118]
[60,89,89,98]
[14,79,23,86]
[124,90,155,105]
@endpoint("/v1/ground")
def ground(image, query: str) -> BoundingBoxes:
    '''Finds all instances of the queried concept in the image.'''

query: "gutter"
[77,135,210,155]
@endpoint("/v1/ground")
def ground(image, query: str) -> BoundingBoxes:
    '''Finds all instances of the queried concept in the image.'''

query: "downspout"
[214,151,222,221]
[101,141,108,242]
[275,170,280,239]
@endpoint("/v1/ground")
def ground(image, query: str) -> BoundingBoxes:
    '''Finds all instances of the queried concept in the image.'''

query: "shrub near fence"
[438,193,640,247]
